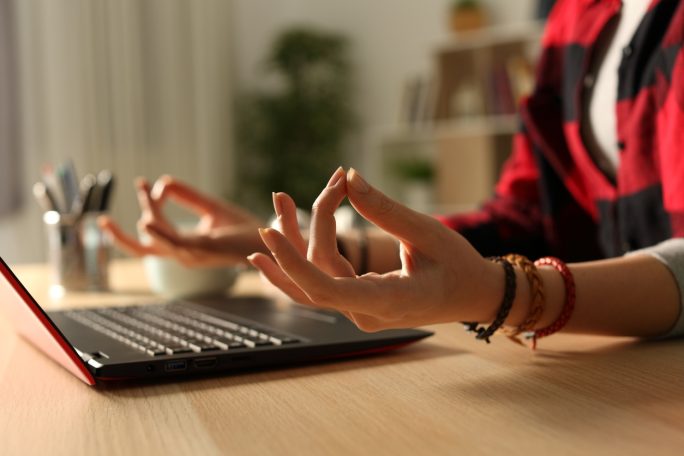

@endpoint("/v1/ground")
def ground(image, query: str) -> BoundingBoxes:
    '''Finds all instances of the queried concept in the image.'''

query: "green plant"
[392,158,435,183]
[235,27,354,214]
[452,0,481,11]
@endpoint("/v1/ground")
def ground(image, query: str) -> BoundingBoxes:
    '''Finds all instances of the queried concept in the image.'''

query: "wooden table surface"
[1,259,683,456]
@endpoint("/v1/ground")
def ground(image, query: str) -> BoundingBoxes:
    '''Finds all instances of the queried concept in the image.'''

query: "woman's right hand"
[249,168,505,331]
[98,175,266,267]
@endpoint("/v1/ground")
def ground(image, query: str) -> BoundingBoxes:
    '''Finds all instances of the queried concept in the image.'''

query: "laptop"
[0,257,432,386]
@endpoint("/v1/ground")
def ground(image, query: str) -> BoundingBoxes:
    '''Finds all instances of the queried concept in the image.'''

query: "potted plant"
[235,27,354,215]
[450,0,487,34]
[392,157,435,212]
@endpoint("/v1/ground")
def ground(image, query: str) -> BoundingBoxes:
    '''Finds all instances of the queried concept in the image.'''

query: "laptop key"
[212,339,229,350]
[165,346,193,355]
[212,338,247,350]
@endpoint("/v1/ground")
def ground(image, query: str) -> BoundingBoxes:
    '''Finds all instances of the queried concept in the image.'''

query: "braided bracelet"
[463,257,517,343]
[530,256,576,349]
[503,253,546,346]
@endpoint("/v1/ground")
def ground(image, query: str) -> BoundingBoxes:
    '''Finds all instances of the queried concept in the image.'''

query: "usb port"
[193,357,217,369]
[165,360,188,372]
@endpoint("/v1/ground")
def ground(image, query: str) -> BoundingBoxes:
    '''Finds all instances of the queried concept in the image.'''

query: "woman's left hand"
[248,168,502,332]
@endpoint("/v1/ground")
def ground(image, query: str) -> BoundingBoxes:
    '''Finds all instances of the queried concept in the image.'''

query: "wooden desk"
[1,260,683,455]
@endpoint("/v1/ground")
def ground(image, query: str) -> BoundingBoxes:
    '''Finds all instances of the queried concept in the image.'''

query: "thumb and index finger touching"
[99,175,239,257]
[345,168,442,254]
[151,175,258,225]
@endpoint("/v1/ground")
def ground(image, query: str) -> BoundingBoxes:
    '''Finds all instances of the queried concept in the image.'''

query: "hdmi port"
[193,357,217,369]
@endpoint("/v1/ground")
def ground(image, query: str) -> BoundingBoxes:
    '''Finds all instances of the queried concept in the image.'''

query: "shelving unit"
[380,21,543,212]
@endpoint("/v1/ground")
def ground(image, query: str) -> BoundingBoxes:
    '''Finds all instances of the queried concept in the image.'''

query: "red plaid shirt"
[438,0,684,262]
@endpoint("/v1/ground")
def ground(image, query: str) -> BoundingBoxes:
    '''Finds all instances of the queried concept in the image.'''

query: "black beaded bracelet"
[462,257,517,344]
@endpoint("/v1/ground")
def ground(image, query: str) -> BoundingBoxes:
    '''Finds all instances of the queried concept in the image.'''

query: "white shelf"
[436,21,544,54]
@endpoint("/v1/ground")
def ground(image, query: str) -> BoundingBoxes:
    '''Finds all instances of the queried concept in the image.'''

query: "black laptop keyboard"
[65,304,300,357]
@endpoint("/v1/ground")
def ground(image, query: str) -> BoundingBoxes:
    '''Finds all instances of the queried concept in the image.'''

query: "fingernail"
[258,227,275,249]
[246,253,257,263]
[347,168,369,194]
[150,181,164,200]
[327,166,345,187]
[272,192,282,216]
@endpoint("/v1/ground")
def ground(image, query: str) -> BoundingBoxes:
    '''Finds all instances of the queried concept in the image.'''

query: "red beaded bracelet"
[530,257,576,349]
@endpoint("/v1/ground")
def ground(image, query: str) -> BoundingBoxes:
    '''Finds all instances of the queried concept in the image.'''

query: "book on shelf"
[398,76,438,128]
[433,55,534,122]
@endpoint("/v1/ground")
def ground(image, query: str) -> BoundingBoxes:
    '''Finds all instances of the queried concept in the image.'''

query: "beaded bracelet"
[530,256,576,349]
[463,257,517,343]
[503,253,546,346]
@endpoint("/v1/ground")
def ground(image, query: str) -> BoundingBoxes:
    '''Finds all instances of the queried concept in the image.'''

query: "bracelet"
[503,253,546,346]
[462,257,517,343]
[530,256,576,349]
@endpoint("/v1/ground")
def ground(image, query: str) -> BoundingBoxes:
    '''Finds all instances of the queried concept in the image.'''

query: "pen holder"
[44,211,111,292]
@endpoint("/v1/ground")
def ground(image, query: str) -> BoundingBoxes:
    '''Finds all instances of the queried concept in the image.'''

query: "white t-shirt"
[586,0,684,338]
[586,0,651,172]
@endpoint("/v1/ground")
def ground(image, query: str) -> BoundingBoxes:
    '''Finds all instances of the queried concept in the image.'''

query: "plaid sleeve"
[435,2,578,259]
[658,28,684,236]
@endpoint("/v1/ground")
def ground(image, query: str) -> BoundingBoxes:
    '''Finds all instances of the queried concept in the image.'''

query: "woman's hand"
[249,168,503,331]
[99,176,265,267]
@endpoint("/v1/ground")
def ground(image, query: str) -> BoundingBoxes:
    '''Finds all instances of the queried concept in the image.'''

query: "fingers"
[151,175,256,223]
[98,216,157,257]
[258,227,336,303]
[247,253,314,305]
[273,192,307,256]
[136,178,171,229]
[307,167,355,277]
[346,168,443,252]
[258,227,377,312]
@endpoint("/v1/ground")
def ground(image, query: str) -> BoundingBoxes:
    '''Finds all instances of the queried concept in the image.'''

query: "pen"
[41,164,67,214]
[77,174,97,216]
[96,170,115,212]
[32,182,58,213]
[61,159,81,214]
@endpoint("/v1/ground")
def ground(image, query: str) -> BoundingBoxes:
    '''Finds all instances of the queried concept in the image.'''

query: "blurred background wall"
[0,0,235,263]
[232,0,535,177]
[0,0,538,264]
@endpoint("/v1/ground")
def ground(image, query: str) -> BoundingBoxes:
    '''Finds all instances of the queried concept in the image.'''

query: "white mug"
[139,221,240,298]
[142,256,239,298]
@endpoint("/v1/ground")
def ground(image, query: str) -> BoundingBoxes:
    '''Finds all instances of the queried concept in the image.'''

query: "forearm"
[498,255,681,338]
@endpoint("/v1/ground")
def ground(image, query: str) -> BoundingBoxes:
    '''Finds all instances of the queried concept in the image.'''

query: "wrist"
[532,265,566,330]
[502,266,532,328]
[460,258,534,327]
[461,258,505,323]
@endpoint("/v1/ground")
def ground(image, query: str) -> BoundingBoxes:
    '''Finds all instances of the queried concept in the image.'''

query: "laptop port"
[165,360,188,372]
[193,357,217,369]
